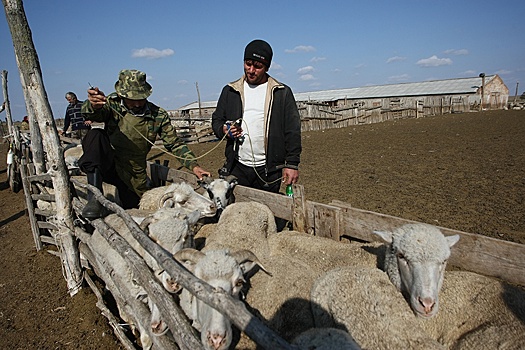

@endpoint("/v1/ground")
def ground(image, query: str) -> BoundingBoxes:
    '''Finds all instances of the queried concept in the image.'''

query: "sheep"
[372,223,460,318]
[198,201,380,347]
[63,143,83,175]
[87,207,202,347]
[107,208,201,293]
[308,223,525,349]
[310,266,525,349]
[197,175,238,218]
[138,181,217,218]
[310,266,446,350]
[201,204,524,349]
[174,248,269,350]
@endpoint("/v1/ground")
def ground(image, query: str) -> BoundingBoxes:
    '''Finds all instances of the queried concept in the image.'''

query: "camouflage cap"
[114,69,152,100]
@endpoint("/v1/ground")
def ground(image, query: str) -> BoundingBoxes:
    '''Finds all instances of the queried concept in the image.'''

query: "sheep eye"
[235,279,244,287]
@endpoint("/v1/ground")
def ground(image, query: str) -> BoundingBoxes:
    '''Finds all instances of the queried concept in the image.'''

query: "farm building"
[169,74,509,136]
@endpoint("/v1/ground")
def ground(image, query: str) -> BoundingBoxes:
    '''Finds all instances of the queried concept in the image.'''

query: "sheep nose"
[151,319,168,335]
[208,332,226,349]
[419,296,435,314]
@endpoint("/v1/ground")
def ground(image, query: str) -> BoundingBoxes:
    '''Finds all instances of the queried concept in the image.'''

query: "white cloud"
[177,80,188,85]
[299,74,315,81]
[460,70,477,76]
[495,69,511,75]
[285,45,316,53]
[132,47,175,59]
[444,49,469,55]
[297,66,315,75]
[386,56,407,63]
[310,56,326,63]
[271,63,283,70]
[388,74,410,83]
[417,55,452,67]
[354,63,366,69]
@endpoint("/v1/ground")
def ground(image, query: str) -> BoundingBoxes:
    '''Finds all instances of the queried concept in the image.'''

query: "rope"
[105,101,283,185]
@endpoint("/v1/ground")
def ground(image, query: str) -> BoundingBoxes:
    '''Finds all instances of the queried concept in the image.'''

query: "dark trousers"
[78,129,140,209]
[229,161,281,193]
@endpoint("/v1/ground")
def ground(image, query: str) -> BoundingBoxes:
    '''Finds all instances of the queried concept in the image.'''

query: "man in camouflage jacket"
[79,69,210,218]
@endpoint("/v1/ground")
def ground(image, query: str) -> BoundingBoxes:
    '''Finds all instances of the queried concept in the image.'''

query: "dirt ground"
[0,109,523,349]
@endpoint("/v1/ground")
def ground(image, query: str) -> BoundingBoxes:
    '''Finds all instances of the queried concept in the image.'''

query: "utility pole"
[514,81,519,104]
[479,73,485,111]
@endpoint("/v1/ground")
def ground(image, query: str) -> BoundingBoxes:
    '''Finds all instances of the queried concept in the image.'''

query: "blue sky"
[1,0,524,121]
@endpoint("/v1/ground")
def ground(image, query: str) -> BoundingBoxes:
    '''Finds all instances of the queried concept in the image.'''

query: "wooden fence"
[16,153,525,349]
[170,93,499,137]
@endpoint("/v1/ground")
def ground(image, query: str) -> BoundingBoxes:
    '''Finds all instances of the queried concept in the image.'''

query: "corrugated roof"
[294,75,494,102]
[175,75,494,110]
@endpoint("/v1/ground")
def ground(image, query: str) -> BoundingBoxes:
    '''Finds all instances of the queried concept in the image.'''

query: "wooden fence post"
[3,0,82,295]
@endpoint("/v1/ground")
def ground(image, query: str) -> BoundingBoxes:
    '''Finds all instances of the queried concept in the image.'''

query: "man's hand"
[192,166,211,180]
[87,87,106,109]
[223,123,243,139]
[282,168,299,185]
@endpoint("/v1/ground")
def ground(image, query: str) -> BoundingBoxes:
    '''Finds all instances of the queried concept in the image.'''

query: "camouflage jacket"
[81,93,198,195]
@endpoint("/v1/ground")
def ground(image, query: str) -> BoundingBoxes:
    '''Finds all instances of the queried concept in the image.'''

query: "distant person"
[211,39,302,195]
[20,116,29,130]
[80,69,211,219]
[60,92,91,140]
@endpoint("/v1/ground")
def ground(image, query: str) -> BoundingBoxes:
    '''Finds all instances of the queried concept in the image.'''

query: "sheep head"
[157,182,217,217]
[139,208,201,293]
[373,223,459,318]
[198,175,238,218]
[174,248,265,350]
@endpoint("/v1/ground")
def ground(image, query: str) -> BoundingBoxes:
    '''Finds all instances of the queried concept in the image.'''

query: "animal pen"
[3,3,524,347]
[3,118,525,349]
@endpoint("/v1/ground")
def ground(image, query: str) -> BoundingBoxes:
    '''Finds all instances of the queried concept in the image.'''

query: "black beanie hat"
[244,39,273,68]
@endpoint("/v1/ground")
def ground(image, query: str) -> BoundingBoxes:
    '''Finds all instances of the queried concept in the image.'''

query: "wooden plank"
[235,186,293,222]
[40,236,56,245]
[31,193,55,201]
[38,221,57,230]
[312,203,341,240]
[291,184,310,234]
[329,200,525,287]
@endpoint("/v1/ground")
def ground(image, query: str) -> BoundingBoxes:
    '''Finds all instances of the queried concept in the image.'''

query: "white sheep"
[88,207,202,346]
[63,144,83,175]
[310,266,445,350]
[174,248,268,350]
[310,267,525,349]
[199,202,379,347]
[198,175,238,218]
[372,223,459,318]
[309,223,525,349]
[139,181,217,218]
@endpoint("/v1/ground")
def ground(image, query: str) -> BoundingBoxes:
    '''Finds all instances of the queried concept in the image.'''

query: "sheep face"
[140,208,201,292]
[198,176,238,218]
[175,249,262,350]
[374,224,459,318]
[158,182,217,217]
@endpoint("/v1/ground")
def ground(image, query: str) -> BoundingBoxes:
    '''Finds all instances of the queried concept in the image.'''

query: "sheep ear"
[446,234,460,248]
[225,175,238,187]
[198,176,213,189]
[173,248,204,272]
[373,230,393,244]
[231,250,272,276]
